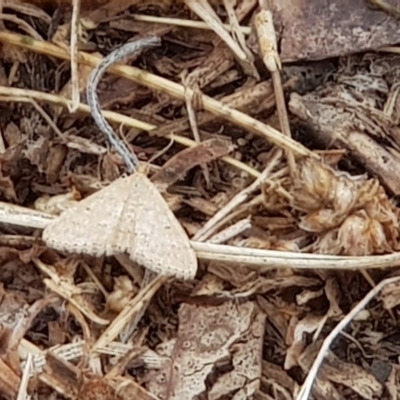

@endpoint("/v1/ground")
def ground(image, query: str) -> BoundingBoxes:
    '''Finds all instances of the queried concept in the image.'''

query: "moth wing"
[43,176,132,257]
[124,174,197,280]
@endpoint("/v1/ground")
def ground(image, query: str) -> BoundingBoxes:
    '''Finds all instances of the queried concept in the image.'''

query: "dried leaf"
[152,138,234,189]
[284,315,327,370]
[23,136,49,173]
[322,352,383,399]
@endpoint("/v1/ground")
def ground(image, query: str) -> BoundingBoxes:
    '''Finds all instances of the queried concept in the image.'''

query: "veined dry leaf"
[66,134,107,156]
[78,376,118,400]
[45,144,67,184]
[33,258,109,326]
[239,237,300,252]
[257,296,290,341]
[42,352,80,398]
[113,376,159,400]
[289,54,400,194]
[386,364,400,399]
[0,292,57,389]
[312,228,342,255]
[3,122,24,148]
[230,275,321,298]
[262,360,296,394]
[97,77,151,109]
[299,341,383,399]
[292,158,336,212]
[310,378,343,400]
[0,42,28,63]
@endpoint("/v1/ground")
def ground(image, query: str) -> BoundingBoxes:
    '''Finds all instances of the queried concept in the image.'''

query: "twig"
[295,275,400,400]
[0,31,317,159]
[182,77,211,186]
[365,0,400,17]
[16,353,33,400]
[0,85,259,177]
[130,14,252,34]
[185,0,258,78]
[223,0,257,76]
[119,269,156,343]
[193,149,282,241]
[92,275,168,352]
[86,37,161,172]
[380,46,400,54]
[0,13,43,40]
[192,241,400,269]
[3,202,400,270]
[255,9,296,176]
[69,0,81,113]
[207,217,252,244]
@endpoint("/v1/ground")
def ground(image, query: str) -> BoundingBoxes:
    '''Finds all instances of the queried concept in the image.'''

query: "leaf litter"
[1,1,400,399]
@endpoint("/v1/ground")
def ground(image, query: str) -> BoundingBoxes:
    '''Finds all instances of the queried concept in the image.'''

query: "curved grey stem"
[86,37,161,173]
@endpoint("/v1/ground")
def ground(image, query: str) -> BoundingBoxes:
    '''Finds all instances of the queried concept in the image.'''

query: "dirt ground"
[1,1,400,399]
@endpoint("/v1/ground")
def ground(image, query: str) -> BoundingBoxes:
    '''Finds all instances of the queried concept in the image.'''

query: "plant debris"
[0,1,400,400]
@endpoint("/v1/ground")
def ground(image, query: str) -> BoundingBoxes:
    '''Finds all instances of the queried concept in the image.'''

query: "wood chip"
[147,300,265,400]
[42,173,198,280]
[268,0,400,62]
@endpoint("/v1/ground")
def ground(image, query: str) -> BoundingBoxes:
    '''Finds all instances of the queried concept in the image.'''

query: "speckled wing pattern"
[42,173,198,280]
[124,174,198,280]
[42,175,132,257]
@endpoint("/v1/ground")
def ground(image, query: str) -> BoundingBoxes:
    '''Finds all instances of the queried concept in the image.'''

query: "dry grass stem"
[92,275,168,352]
[193,149,282,241]
[0,13,43,40]
[130,13,252,34]
[0,31,316,159]
[1,5,399,399]
[255,9,296,176]
[207,217,252,244]
[16,354,33,400]
[296,275,400,400]
[69,0,81,112]
[1,201,400,270]
[0,85,259,177]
